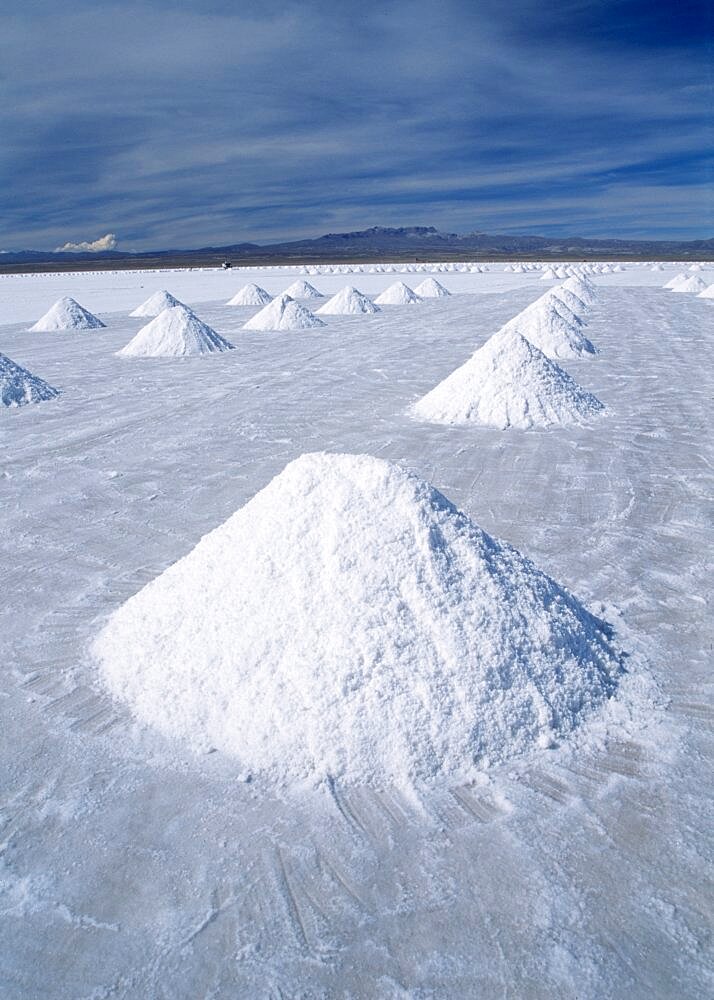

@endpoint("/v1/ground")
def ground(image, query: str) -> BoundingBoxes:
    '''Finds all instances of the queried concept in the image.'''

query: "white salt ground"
[0,351,60,407]
[29,296,105,331]
[93,452,621,789]
[117,305,234,357]
[411,327,604,430]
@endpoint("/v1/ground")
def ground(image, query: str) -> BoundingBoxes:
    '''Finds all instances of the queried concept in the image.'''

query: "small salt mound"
[501,297,596,359]
[130,290,184,318]
[1,352,60,407]
[243,293,326,331]
[316,286,380,315]
[671,275,707,294]
[663,273,689,289]
[30,297,105,331]
[413,277,451,298]
[226,283,272,306]
[93,451,620,786]
[283,280,324,299]
[117,306,234,358]
[696,284,714,299]
[411,328,603,430]
[374,281,422,305]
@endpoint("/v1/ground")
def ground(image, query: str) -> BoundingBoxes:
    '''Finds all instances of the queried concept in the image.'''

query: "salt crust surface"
[93,452,620,789]
[243,293,326,330]
[316,286,381,315]
[414,277,451,298]
[226,283,272,306]
[117,305,234,357]
[411,328,604,430]
[129,290,184,317]
[0,351,59,407]
[29,296,106,331]
[374,281,423,305]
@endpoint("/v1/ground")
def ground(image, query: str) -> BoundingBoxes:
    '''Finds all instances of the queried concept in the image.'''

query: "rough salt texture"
[374,281,423,305]
[117,306,234,357]
[0,352,60,407]
[316,286,381,315]
[283,280,324,299]
[501,298,597,359]
[243,293,326,331]
[29,297,106,331]
[129,291,184,318]
[227,283,272,306]
[93,452,621,788]
[411,328,604,430]
[414,277,451,298]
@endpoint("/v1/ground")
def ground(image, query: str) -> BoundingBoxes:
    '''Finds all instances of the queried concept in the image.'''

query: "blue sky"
[2,0,712,250]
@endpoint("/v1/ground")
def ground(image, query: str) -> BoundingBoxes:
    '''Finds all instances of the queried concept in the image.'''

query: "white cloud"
[56,233,117,252]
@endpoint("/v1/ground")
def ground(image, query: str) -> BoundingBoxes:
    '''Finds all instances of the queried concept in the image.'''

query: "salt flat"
[1,265,712,998]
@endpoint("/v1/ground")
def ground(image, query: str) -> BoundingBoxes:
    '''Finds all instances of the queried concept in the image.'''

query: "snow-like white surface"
[283,279,324,299]
[243,292,326,331]
[0,351,60,407]
[414,277,451,298]
[316,286,380,315]
[117,305,234,358]
[29,296,106,331]
[0,261,712,998]
[374,281,422,305]
[226,282,272,306]
[501,295,597,359]
[129,290,184,318]
[412,327,603,430]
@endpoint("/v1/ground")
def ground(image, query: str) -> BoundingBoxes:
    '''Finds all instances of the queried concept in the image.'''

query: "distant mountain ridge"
[2,225,713,271]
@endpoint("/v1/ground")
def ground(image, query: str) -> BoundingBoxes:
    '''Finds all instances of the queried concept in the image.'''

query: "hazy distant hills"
[3,225,713,271]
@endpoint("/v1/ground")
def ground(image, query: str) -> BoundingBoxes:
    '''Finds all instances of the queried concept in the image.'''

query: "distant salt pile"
[117,306,234,358]
[283,280,324,299]
[130,290,184,318]
[501,296,596,359]
[316,286,380,315]
[671,275,707,294]
[696,284,714,299]
[663,273,689,289]
[540,267,557,280]
[93,451,620,786]
[1,352,60,408]
[374,281,422,305]
[243,293,326,331]
[413,277,451,298]
[227,283,272,306]
[30,297,105,332]
[412,328,603,430]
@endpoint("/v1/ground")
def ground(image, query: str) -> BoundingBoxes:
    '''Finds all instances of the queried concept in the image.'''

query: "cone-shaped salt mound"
[550,284,589,317]
[129,290,184,318]
[243,293,326,331]
[413,277,451,298]
[283,279,324,299]
[696,284,714,299]
[502,297,596,359]
[663,272,688,289]
[117,306,234,358]
[227,283,272,306]
[562,275,596,306]
[316,286,380,315]
[374,281,422,305]
[93,452,621,786]
[30,297,105,331]
[411,328,603,430]
[0,352,60,407]
[671,275,707,293]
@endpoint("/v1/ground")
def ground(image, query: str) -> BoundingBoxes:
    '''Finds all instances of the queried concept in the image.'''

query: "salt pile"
[93,451,620,786]
[671,275,707,294]
[501,297,596,359]
[663,273,688,289]
[0,352,60,407]
[316,286,380,315]
[411,328,603,430]
[696,284,714,299]
[117,306,234,358]
[550,284,589,317]
[283,280,324,299]
[243,293,326,331]
[227,283,272,306]
[30,297,105,331]
[562,275,597,306]
[413,277,451,298]
[374,281,422,305]
[130,290,184,318]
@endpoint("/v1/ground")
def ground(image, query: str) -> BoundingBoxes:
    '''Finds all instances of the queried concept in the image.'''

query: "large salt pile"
[413,277,451,298]
[316,286,380,315]
[562,275,597,306]
[374,281,422,305]
[93,452,620,786]
[411,328,603,430]
[283,279,324,299]
[117,306,234,358]
[671,275,707,294]
[130,290,184,318]
[550,284,589,317]
[501,296,596,359]
[30,297,105,331]
[1,352,60,407]
[243,293,326,331]
[227,283,272,306]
